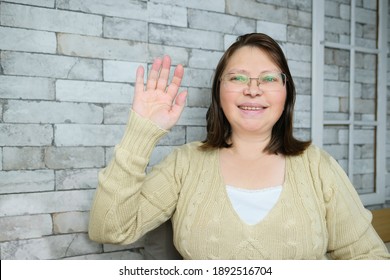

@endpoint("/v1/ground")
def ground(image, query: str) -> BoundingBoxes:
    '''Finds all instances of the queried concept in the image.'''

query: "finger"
[146,57,162,90]
[156,55,171,91]
[134,65,145,96]
[166,64,184,98]
[171,91,187,118]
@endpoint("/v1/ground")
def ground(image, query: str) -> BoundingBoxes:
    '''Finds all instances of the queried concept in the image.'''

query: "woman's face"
[219,46,287,138]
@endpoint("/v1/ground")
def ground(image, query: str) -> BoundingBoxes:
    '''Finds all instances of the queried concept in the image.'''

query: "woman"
[88,33,389,259]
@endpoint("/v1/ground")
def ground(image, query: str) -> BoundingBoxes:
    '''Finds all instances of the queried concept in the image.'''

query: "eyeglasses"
[220,71,287,92]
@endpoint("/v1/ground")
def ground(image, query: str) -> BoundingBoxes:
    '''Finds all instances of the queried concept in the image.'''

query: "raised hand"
[132,55,187,130]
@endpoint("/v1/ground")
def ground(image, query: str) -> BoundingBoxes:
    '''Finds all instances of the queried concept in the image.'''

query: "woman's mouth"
[238,105,265,111]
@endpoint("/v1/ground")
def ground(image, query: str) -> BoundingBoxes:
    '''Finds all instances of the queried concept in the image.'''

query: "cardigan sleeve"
[88,110,184,245]
[316,148,390,259]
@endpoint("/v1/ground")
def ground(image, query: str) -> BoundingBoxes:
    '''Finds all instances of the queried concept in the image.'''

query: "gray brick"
[58,33,149,61]
[356,68,376,84]
[151,0,225,12]
[323,127,340,144]
[288,0,312,12]
[224,34,238,50]
[55,124,125,146]
[53,211,89,234]
[3,0,54,7]
[0,170,54,194]
[293,111,310,128]
[324,80,349,97]
[0,214,53,242]
[0,190,95,216]
[56,169,99,190]
[324,65,339,80]
[293,128,311,142]
[181,68,215,88]
[146,44,189,65]
[338,129,376,145]
[186,126,207,143]
[148,2,187,27]
[325,17,350,36]
[149,24,223,51]
[177,107,207,126]
[287,26,311,45]
[57,0,147,20]
[294,77,311,96]
[103,104,131,125]
[0,233,101,259]
[0,3,102,36]
[288,9,312,28]
[257,21,287,42]
[326,1,340,18]
[104,17,148,42]
[150,146,175,166]
[187,87,211,107]
[354,158,375,174]
[103,60,146,83]
[0,124,52,146]
[1,51,102,80]
[0,76,55,100]
[105,147,115,165]
[3,147,45,170]
[0,26,56,53]
[0,101,3,122]
[295,95,311,112]
[354,99,376,114]
[285,43,311,62]
[189,49,223,70]
[3,100,103,124]
[56,80,132,104]
[45,147,105,169]
[226,0,288,23]
[288,60,311,78]
[323,144,349,160]
[189,9,255,34]
[324,96,340,112]
[158,126,186,146]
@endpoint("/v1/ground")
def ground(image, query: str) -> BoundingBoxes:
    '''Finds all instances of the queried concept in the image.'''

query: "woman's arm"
[88,55,188,245]
[88,111,184,244]
[318,149,390,259]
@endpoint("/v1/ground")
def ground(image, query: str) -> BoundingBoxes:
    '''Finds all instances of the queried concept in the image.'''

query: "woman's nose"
[244,79,263,96]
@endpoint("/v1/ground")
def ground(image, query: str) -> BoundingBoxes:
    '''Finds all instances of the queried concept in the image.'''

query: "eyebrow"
[226,68,281,75]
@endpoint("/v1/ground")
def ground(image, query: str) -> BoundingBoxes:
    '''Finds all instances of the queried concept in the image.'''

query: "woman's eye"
[262,75,277,82]
[231,75,248,82]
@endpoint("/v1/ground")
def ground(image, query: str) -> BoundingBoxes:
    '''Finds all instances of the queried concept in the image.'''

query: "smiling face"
[219,46,287,138]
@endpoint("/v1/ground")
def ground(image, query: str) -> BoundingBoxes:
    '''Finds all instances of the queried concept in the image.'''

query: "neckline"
[215,149,289,227]
[226,184,283,193]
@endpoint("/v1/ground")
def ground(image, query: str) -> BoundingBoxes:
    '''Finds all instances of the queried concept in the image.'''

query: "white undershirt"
[226,185,282,225]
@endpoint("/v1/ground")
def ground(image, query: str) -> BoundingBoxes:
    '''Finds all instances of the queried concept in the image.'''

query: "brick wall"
[0,0,388,259]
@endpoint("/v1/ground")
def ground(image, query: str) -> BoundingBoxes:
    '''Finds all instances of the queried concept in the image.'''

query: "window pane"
[324,0,351,45]
[324,48,350,121]
[323,125,349,174]
[353,126,376,194]
[354,52,378,122]
[355,2,378,48]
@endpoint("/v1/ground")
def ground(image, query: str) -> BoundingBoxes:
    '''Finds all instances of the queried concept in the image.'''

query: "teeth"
[239,106,264,110]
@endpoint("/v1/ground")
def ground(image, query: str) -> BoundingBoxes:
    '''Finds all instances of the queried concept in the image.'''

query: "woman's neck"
[228,132,272,160]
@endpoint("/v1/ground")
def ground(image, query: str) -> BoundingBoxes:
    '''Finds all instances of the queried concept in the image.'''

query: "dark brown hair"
[200,33,311,155]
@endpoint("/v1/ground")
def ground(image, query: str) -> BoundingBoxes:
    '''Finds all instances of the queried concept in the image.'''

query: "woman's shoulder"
[290,144,335,165]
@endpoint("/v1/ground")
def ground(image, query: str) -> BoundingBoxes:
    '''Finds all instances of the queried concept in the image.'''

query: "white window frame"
[311,0,388,205]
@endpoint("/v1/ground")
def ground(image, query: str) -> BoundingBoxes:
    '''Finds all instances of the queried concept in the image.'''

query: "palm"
[132,55,187,130]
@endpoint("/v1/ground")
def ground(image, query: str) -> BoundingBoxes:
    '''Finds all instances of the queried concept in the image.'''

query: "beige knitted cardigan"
[89,111,390,260]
